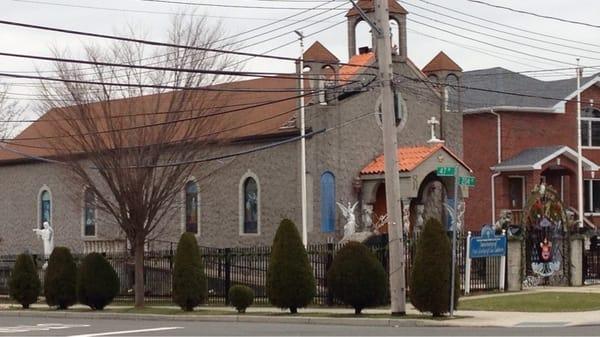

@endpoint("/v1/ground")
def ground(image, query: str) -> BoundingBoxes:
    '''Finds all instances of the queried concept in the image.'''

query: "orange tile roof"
[337,52,375,81]
[422,51,462,74]
[346,0,408,17]
[303,41,339,63]
[361,143,472,175]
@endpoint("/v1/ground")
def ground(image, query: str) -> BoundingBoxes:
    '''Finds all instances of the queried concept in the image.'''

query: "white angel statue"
[337,201,358,237]
[33,221,54,269]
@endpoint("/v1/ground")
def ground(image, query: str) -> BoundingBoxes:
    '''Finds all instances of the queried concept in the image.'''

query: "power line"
[0,19,374,69]
[1,79,367,142]
[128,110,373,168]
[404,1,600,57]
[415,0,600,49]
[138,0,348,11]
[0,51,358,82]
[465,0,600,29]
[407,18,576,66]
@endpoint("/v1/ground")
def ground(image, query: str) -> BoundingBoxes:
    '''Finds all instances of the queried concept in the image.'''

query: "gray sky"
[2,0,600,106]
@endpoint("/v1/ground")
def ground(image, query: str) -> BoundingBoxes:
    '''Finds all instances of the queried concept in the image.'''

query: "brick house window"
[83,188,96,237]
[584,180,600,214]
[508,177,525,209]
[581,119,600,147]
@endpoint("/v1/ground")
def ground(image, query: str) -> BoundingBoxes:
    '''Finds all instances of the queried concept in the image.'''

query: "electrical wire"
[465,0,600,29]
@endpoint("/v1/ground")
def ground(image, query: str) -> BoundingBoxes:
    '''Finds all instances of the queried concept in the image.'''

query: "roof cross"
[427,116,443,144]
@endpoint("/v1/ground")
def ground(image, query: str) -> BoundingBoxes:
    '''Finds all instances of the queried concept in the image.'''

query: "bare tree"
[0,85,22,140]
[37,14,237,307]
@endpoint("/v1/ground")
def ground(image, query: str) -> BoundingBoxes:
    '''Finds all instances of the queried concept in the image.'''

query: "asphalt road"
[1,316,600,336]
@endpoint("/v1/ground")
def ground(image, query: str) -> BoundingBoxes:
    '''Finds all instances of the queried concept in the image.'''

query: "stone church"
[0,0,471,255]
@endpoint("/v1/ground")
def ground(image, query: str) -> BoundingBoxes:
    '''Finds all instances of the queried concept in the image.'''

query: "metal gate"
[524,225,569,287]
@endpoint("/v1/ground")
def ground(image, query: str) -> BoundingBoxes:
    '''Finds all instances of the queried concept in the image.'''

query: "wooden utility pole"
[374,0,406,315]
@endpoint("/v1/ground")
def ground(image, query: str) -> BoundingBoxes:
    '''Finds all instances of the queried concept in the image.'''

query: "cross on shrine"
[427,116,443,144]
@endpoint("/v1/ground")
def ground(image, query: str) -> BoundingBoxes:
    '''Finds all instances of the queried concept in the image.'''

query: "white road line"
[68,327,183,337]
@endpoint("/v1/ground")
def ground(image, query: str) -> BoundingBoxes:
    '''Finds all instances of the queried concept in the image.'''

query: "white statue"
[33,221,54,269]
[337,201,358,237]
[362,205,374,232]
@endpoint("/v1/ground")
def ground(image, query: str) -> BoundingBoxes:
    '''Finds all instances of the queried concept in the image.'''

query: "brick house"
[462,67,600,231]
[0,0,469,255]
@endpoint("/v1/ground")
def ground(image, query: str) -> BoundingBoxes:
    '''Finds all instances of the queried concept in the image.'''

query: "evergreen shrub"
[77,253,119,310]
[172,232,207,311]
[8,253,41,309]
[228,285,254,313]
[44,247,77,309]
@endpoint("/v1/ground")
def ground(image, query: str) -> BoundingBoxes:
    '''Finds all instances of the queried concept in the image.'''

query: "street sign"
[436,166,456,177]
[469,225,507,259]
[459,176,476,187]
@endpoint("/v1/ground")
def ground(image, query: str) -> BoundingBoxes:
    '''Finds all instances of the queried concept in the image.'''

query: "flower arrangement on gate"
[524,183,568,230]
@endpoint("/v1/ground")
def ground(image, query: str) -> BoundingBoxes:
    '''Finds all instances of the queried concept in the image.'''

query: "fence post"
[499,229,506,291]
[325,243,334,306]
[224,248,231,305]
[465,231,471,295]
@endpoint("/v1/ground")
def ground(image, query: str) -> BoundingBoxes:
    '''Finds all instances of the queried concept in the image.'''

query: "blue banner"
[469,225,507,259]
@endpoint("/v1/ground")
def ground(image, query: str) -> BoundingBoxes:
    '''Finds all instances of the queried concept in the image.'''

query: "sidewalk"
[2,287,600,328]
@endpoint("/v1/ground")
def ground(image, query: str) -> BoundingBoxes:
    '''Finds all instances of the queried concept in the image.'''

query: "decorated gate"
[523,184,570,287]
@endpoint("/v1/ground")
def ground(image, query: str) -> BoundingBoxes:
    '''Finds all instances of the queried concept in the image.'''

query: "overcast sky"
[2,0,600,106]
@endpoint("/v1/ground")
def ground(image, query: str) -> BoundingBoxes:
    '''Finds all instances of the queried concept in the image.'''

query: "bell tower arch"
[346,0,408,62]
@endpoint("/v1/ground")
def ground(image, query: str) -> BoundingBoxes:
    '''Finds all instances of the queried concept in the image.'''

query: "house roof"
[491,145,599,172]
[462,67,599,111]
[346,0,408,17]
[337,52,375,82]
[0,76,309,163]
[303,41,339,64]
[422,51,462,74]
[360,143,471,175]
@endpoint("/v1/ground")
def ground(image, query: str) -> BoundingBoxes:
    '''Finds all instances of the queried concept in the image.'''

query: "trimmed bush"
[410,218,459,317]
[9,253,41,309]
[44,247,77,310]
[266,218,316,314]
[77,253,119,310]
[229,285,254,313]
[327,241,388,314]
[172,232,207,311]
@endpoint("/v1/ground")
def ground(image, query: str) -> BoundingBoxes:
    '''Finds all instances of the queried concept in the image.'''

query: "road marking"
[0,323,89,333]
[69,327,183,337]
[515,321,569,327]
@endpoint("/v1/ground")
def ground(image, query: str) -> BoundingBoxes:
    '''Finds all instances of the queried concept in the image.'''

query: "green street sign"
[459,176,476,187]
[436,166,456,177]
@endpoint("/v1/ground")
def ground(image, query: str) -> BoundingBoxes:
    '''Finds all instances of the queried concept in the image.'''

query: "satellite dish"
[375,90,408,130]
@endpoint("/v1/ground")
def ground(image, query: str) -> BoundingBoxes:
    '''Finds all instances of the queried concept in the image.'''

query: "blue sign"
[469,225,506,259]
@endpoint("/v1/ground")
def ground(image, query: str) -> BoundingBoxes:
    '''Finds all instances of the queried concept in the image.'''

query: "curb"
[0,310,453,328]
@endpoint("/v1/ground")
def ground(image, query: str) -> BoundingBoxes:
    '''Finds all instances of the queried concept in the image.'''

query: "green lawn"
[459,292,600,312]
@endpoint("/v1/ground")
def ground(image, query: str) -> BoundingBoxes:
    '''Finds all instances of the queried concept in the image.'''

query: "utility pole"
[374,0,406,315]
[295,30,309,246]
[576,59,584,229]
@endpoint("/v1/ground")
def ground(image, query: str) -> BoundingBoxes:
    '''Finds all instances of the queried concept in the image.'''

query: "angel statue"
[33,221,54,269]
[337,201,358,238]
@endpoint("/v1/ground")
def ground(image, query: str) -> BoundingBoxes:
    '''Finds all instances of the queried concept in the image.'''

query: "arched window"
[320,172,336,233]
[242,177,258,234]
[83,188,96,237]
[40,189,51,229]
[185,181,199,234]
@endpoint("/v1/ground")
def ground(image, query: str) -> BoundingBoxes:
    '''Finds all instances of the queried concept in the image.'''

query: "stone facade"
[0,0,467,253]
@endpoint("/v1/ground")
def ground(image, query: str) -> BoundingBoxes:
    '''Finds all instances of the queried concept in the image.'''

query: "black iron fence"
[0,235,503,305]
[584,249,600,282]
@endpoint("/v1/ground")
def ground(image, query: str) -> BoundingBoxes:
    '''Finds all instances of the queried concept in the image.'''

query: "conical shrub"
[409,218,459,316]
[327,241,388,314]
[172,232,207,311]
[9,253,41,309]
[77,253,120,310]
[266,218,315,314]
[44,247,77,310]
